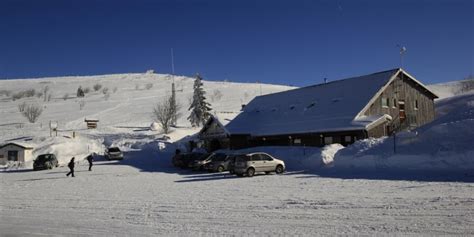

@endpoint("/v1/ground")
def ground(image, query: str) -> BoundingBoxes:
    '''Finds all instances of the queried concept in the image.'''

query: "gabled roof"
[225,68,435,136]
[198,115,230,139]
[0,142,34,150]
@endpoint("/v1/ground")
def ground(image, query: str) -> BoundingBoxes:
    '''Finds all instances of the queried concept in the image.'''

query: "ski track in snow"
[1,156,473,236]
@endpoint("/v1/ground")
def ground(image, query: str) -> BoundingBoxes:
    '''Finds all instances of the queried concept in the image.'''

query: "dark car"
[105,147,123,160]
[33,154,59,171]
[205,153,236,173]
[190,153,222,170]
[175,152,207,169]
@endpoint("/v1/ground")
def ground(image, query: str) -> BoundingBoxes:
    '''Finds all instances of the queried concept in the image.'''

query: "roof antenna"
[396,44,407,68]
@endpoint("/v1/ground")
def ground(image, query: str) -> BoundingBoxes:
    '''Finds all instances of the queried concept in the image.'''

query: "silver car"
[233,152,285,177]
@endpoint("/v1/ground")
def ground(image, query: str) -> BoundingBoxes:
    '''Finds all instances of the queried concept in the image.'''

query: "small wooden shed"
[0,143,34,165]
[85,119,99,129]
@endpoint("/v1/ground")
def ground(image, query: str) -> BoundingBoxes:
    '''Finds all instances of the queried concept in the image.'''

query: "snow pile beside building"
[333,93,474,173]
[10,136,105,169]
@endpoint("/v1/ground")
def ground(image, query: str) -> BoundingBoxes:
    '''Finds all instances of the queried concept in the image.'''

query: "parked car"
[188,153,212,170]
[233,152,285,177]
[205,153,236,173]
[33,154,59,171]
[176,152,207,169]
[105,147,123,160]
[190,152,225,171]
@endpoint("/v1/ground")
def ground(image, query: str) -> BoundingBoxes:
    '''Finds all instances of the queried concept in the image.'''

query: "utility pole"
[170,48,177,126]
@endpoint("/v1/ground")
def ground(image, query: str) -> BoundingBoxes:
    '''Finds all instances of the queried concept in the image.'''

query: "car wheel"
[229,169,235,174]
[217,166,225,173]
[246,168,255,177]
[275,165,284,174]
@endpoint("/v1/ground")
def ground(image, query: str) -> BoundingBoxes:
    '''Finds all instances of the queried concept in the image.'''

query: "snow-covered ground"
[1,73,474,235]
[1,150,473,236]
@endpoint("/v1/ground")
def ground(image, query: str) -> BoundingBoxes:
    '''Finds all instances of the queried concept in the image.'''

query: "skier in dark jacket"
[66,157,75,177]
[86,154,94,171]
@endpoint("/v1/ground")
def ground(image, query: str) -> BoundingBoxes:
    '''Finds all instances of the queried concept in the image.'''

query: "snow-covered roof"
[225,69,403,136]
[0,142,34,150]
[198,115,230,139]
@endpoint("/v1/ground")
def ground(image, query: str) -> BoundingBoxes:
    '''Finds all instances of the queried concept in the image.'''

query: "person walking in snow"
[66,157,75,177]
[86,154,94,171]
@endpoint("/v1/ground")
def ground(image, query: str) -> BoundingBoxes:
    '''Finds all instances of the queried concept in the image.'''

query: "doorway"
[398,100,406,123]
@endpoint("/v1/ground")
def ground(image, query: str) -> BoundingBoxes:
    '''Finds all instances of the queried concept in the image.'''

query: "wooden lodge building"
[199,68,438,151]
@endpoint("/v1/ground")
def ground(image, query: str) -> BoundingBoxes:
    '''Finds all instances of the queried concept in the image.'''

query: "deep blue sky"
[0,0,472,86]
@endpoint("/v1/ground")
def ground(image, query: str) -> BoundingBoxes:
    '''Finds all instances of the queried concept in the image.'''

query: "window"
[381,97,389,108]
[344,136,352,143]
[251,154,262,161]
[414,100,419,110]
[393,98,397,108]
[294,138,301,144]
[7,151,18,161]
[324,137,333,145]
[259,154,273,161]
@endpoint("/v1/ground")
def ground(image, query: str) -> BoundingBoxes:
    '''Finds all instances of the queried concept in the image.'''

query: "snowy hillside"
[427,78,474,99]
[0,73,293,166]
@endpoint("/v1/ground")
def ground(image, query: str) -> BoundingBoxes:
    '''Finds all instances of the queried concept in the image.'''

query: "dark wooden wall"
[229,130,367,149]
[365,73,436,134]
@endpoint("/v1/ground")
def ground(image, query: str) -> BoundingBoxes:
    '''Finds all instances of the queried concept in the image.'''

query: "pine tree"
[188,74,212,127]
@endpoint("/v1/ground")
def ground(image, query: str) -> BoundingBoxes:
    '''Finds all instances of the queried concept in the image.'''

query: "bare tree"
[93,83,102,92]
[22,103,43,123]
[152,95,181,134]
[210,89,223,102]
[18,102,27,112]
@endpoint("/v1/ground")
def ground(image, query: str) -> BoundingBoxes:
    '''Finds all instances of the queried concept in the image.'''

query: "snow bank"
[333,93,474,174]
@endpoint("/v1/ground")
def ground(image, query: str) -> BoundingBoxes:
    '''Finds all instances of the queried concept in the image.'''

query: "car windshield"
[235,155,249,162]
[195,153,210,160]
[212,153,227,161]
[108,147,120,152]
[36,154,52,161]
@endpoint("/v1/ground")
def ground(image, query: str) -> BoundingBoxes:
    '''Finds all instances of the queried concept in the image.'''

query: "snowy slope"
[427,78,474,99]
[0,73,293,166]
